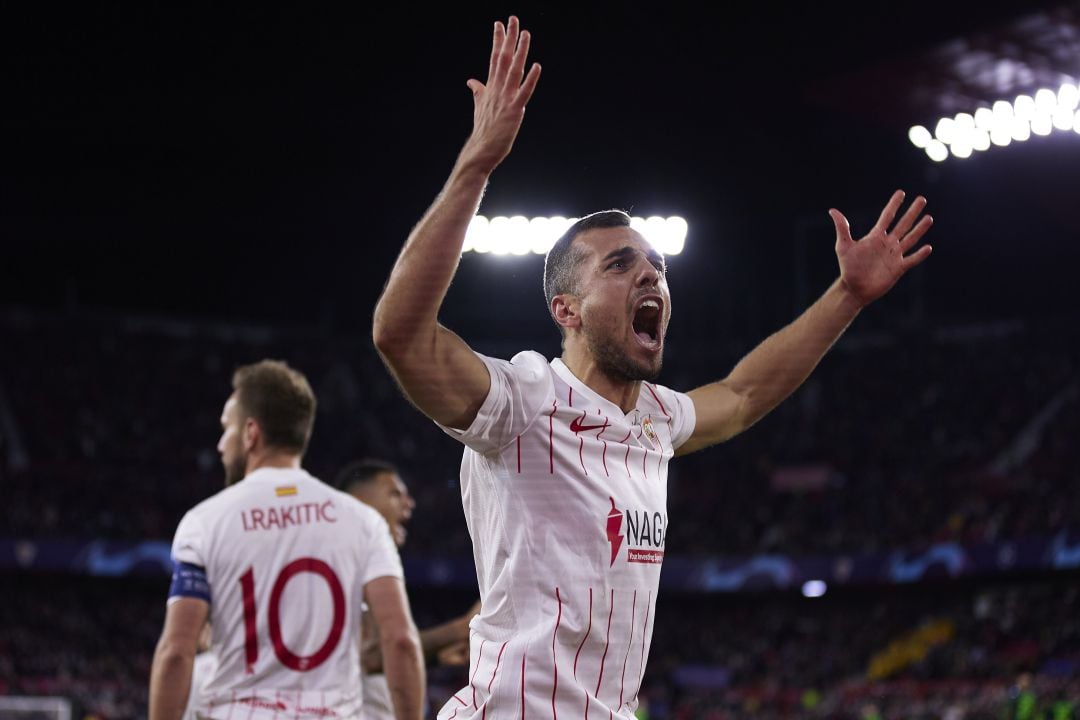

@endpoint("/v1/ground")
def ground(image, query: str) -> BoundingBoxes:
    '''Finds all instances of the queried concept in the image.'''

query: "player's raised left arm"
[149,597,210,720]
[677,191,933,455]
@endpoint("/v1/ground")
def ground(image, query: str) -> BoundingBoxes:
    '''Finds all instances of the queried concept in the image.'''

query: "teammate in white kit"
[334,459,479,719]
[149,361,425,720]
[372,16,934,719]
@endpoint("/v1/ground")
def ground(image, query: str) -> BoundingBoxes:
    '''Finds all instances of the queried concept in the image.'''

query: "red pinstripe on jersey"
[594,589,616,705]
[596,412,610,476]
[644,384,669,418]
[573,588,593,680]
[552,588,563,718]
[636,592,652,701]
[448,693,467,720]
[520,652,527,720]
[618,590,638,708]
[472,639,487,708]
[547,401,558,475]
[489,641,508,692]
[576,411,589,477]
[622,444,632,480]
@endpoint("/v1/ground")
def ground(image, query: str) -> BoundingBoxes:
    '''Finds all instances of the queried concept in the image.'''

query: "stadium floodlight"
[1035,88,1058,114]
[934,117,957,144]
[463,215,689,256]
[971,129,991,152]
[954,112,975,133]
[1031,112,1053,137]
[1053,107,1074,132]
[1010,116,1031,142]
[801,580,827,598]
[507,215,532,255]
[949,141,973,159]
[989,126,1012,147]
[488,216,513,255]
[1014,94,1036,120]
[908,125,932,148]
[925,139,948,162]
[911,81,1080,160]
[1059,83,1079,111]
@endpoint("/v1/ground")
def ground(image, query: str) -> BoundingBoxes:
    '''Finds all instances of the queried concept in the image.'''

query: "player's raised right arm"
[372,16,541,430]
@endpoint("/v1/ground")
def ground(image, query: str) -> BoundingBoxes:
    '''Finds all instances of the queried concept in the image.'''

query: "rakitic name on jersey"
[239,500,338,532]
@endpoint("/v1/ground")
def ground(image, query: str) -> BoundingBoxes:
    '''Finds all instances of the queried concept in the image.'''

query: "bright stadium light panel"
[934,117,956,144]
[802,580,827,598]
[1059,83,1079,111]
[911,81,1080,160]
[908,125,932,148]
[463,215,689,256]
[1035,88,1058,113]
[1031,113,1053,137]
[925,139,948,162]
[912,82,1080,161]
[974,107,994,130]
[950,141,973,159]
[971,130,991,152]
[1014,94,1036,120]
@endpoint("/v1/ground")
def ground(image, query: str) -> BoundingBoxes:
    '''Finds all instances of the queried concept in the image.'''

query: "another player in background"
[150,360,424,720]
[372,16,933,719]
[334,459,480,719]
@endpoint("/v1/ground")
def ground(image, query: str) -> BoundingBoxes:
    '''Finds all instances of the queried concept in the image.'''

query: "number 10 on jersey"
[239,557,346,673]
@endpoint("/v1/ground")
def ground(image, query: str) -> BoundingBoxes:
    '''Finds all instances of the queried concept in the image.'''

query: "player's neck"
[560,347,641,415]
[245,449,302,476]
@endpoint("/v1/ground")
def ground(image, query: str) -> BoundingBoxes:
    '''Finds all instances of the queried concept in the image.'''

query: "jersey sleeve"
[171,509,207,567]
[438,350,553,455]
[169,510,211,604]
[654,384,697,451]
[358,511,405,586]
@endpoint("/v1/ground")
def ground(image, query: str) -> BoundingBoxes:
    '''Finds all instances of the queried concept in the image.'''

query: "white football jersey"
[183,651,219,720]
[360,672,394,719]
[169,467,403,719]
[437,353,695,719]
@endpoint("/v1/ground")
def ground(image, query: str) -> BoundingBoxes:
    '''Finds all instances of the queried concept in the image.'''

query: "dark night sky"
[3,1,1078,347]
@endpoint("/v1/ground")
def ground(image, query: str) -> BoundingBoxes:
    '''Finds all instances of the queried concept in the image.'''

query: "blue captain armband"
[168,561,212,603]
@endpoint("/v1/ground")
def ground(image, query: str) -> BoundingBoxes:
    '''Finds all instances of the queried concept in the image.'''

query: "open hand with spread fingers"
[459,16,542,175]
[830,190,934,307]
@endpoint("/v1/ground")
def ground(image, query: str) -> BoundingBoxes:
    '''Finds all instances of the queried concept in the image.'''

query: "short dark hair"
[333,458,399,493]
[231,360,317,455]
[543,210,632,321]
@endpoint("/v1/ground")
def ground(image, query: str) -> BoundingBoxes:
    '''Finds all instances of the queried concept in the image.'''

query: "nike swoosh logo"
[570,417,609,433]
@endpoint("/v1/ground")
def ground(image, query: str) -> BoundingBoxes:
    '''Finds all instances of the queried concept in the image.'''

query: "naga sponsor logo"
[605,497,666,566]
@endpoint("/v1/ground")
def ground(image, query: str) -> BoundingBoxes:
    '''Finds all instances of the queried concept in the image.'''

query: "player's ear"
[552,294,581,330]
[243,417,260,452]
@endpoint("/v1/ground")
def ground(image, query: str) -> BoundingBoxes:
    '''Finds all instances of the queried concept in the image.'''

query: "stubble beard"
[586,324,662,383]
[223,455,247,486]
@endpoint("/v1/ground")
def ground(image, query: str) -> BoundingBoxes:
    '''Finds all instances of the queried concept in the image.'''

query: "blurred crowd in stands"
[2,574,1077,719]
[1,308,1076,558]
